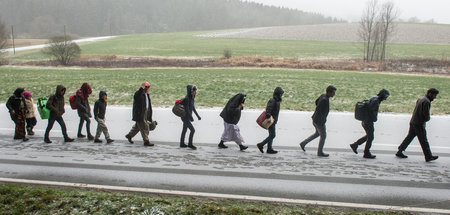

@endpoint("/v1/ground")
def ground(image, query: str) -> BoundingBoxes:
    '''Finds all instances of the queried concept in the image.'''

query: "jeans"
[181,118,195,145]
[44,116,68,139]
[301,122,327,153]
[78,116,91,135]
[258,124,276,150]
[354,121,374,154]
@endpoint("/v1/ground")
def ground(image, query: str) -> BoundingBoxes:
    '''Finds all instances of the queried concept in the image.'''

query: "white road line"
[0,177,448,214]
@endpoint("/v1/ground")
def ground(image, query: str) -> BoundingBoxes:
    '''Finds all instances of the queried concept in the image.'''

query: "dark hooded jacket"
[265,87,284,124]
[94,91,107,120]
[75,82,92,118]
[220,93,246,125]
[182,85,200,122]
[132,87,152,122]
[47,85,66,118]
[410,95,431,125]
[6,88,26,121]
[365,89,390,123]
[311,94,330,126]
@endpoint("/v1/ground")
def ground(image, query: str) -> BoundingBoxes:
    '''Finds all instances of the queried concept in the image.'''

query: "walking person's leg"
[85,117,93,140]
[300,122,320,151]
[266,124,277,154]
[350,121,368,154]
[44,117,56,143]
[396,123,417,158]
[180,119,188,147]
[78,117,85,137]
[362,122,375,158]
[56,116,72,142]
[186,120,196,149]
[316,123,328,157]
[414,124,437,161]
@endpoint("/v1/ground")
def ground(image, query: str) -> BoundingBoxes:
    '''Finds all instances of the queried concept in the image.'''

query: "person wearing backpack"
[6,88,29,142]
[299,85,336,157]
[396,88,439,162]
[350,89,390,159]
[75,82,93,140]
[125,82,154,146]
[257,87,284,154]
[44,85,74,143]
[93,91,114,144]
[218,93,248,151]
[180,85,201,150]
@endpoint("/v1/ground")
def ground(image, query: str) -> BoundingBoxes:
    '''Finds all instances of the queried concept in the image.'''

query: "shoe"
[106,139,114,144]
[363,153,376,159]
[64,137,74,142]
[395,151,408,158]
[77,133,86,138]
[23,137,29,142]
[256,143,264,153]
[350,143,358,154]
[125,134,134,144]
[299,142,306,152]
[88,134,94,141]
[180,143,188,148]
[239,145,248,151]
[317,152,329,157]
[267,149,278,154]
[144,141,154,147]
[94,139,102,143]
[44,138,52,143]
[188,144,197,150]
[425,156,438,162]
[218,141,228,149]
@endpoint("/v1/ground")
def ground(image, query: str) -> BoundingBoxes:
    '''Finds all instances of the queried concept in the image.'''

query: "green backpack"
[37,97,50,119]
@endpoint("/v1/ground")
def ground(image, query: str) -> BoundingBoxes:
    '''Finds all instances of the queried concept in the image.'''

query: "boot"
[267,149,278,154]
[363,152,376,159]
[256,143,264,153]
[106,139,114,144]
[218,140,228,149]
[239,144,248,151]
[94,139,102,143]
[425,156,438,162]
[125,134,134,144]
[299,142,306,152]
[317,152,329,157]
[44,138,52,144]
[64,137,75,142]
[144,140,154,147]
[180,143,188,148]
[88,134,94,141]
[188,144,197,150]
[77,133,86,138]
[317,141,328,157]
[350,143,358,154]
[395,151,408,158]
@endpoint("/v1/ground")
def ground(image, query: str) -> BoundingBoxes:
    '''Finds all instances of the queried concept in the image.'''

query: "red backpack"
[69,94,77,110]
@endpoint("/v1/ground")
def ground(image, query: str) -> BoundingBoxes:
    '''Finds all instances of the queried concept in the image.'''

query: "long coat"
[132,87,152,122]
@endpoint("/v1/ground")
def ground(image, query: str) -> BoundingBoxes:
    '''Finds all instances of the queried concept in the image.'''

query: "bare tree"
[0,18,8,53]
[379,1,397,61]
[42,35,81,65]
[358,0,379,62]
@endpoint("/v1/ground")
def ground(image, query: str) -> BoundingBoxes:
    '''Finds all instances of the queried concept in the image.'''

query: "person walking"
[300,85,336,157]
[257,87,284,154]
[23,92,37,136]
[125,82,154,146]
[180,85,201,150]
[75,82,93,140]
[350,89,390,159]
[93,91,114,144]
[44,85,74,143]
[396,88,440,162]
[218,93,248,151]
[6,88,29,142]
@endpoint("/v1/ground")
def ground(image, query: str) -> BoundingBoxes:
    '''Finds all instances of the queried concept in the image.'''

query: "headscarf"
[76,82,92,102]
[141,82,150,93]
[24,92,32,99]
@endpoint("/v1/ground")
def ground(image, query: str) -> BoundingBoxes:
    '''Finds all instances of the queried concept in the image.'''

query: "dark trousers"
[44,116,68,139]
[78,116,91,135]
[354,121,374,154]
[181,118,195,146]
[26,117,37,129]
[14,108,26,139]
[301,122,327,153]
[398,123,433,158]
[258,124,276,150]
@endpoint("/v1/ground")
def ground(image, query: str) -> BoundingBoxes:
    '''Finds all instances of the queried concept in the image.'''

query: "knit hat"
[24,91,32,98]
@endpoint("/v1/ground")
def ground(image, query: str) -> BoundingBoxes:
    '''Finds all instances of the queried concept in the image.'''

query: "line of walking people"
[6,82,440,162]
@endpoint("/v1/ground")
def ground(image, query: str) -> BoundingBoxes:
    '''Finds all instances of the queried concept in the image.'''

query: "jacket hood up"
[98,91,107,100]
[186,85,196,98]
[13,88,25,97]
[377,89,390,100]
[273,87,284,101]
[55,85,66,97]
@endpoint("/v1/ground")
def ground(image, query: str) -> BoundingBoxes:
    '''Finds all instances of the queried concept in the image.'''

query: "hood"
[377,89,390,100]
[55,85,66,97]
[24,92,32,99]
[99,91,107,100]
[186,85,196,98]
[228,93,246,108]
[13,88,25,97]
[273,87,284,101]
[80,82,92,96]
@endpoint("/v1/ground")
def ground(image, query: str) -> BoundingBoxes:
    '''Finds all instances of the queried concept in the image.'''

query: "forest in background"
[0,0,343,38]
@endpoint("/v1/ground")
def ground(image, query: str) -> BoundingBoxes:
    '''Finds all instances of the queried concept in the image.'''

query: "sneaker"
[94,139,103,143]
[395,151,408,158]
[363,153,376,159]
[77,134,86,138]
[180,143,188,148]
[317,152,329,157]
[144,141,154,147]
[106,139,114,144]
[88,134,94,141]
[267,149,278,154]
[256,143,264,153]
[299,142,306,152]
[125,134,134,144]
[425,156,438,162]
[350,143,358,154]
[218,141,228,149]
[64,137,75,143]
[239,145,248,151]
[188,145,197,150]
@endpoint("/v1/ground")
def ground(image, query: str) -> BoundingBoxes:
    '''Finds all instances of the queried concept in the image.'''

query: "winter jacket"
[365,89,390,123]
[75,82,92,118]
[94,91,107,120]
[265,87,284,124]
[132,87,152,122]
[410,95,431,125]
[6,88,26,121]
[24,98,36,118]
[220,93,246,125]
[46,85,66,118]
[182,85,200,122]
[311,94,330,126]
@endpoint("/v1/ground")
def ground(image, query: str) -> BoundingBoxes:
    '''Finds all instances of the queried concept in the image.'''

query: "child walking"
[23,92,37,136]
[93,91,114,144]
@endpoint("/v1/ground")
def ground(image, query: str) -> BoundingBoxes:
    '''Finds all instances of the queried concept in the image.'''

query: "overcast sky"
[246,0,450,24]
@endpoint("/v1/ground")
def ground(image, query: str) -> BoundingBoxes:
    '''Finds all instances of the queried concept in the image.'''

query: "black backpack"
[354,99,370,121]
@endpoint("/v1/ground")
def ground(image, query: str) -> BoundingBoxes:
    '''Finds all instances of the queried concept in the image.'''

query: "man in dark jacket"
[6,88,29,141]
[396,88,439,162]
[257,87,284,154]
[300,85,336,157]
[93,91,114,144]
[218,93,248,151]
[180,85,201,150]
[125,82,153,146]
[44,85,74,143]
[350,89,390,159]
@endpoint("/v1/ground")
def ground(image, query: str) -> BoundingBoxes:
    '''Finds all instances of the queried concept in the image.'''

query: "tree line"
[0,0,342,38]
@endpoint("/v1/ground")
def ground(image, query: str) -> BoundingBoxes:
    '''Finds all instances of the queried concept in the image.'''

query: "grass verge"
[0,184,409,215]
[1,66,448,114]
